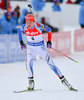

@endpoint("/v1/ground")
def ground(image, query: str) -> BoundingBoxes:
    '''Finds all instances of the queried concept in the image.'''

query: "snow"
[0,23,83,100]
[0,51,84,100]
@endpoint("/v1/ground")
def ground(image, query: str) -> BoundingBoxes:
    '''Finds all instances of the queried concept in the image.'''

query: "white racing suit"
[18,23,63,79]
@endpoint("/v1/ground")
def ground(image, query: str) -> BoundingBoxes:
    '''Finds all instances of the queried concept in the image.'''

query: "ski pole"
[24,48,27,72]
[28,4,32,13]
[51,47,79,63]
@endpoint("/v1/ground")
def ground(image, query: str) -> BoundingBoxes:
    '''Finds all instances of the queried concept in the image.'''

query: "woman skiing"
[18,12,77,91]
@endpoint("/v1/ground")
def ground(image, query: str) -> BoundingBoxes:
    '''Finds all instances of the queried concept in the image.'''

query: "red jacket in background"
[0,0,11,10]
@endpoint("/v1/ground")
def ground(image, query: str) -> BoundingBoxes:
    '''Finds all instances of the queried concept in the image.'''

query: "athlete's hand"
[47,41,52,48]
[20,40,26,50]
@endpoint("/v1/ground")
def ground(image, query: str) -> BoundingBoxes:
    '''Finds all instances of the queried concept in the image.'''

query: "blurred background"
[0,0,82,32]
[0,0,84,63]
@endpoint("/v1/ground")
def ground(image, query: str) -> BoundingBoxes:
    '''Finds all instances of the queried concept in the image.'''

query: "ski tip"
[26,70,28,72]
[69,87,78,92]
[77,61,79,64]
[13,91,17,93]
[70,89,78,92]
[73,89,78,92]
[75,90,78,92]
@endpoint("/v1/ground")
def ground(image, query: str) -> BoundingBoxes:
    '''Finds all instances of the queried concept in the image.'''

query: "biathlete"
[18,13,77,91]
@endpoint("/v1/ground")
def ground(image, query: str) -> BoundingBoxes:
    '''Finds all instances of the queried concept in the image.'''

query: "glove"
[20,40,26,50]
[47,41,52,48]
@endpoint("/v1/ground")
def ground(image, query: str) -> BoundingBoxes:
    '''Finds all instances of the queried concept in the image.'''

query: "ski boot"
[60,76,72,89]
[27,79,35,90]
[60,76,78,92]
[60,76,78,91]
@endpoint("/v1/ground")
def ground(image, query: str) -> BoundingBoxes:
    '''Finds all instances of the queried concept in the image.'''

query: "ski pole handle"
[28,4,32,13]
[51,47,79,64]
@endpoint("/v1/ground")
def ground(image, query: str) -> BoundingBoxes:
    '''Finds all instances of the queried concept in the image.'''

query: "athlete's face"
[26,21,34,28]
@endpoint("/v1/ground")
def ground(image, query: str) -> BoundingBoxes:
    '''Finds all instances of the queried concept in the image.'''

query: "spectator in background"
[31,0,45,11]
[19,8,28,25]
[79,0,84,28]
[0,7,11,34]
[45,0,53,2]
[15,5,20,23]
[41,17,59,33]
[11,11,18,33]
[59,0,63,3]
[0,14,4,33]
[0,12,14,34]
[74,0,82,4]
[11,11,18,25]
[52,0,61,11]
[0,12,6,27]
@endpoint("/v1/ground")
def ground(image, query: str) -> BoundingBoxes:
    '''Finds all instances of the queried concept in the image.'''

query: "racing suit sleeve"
[38,23,52,41]
[18,24,25,41]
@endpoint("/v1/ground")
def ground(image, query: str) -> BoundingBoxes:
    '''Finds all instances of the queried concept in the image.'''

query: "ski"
[13,89,42,93]
[69,87,78,92]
